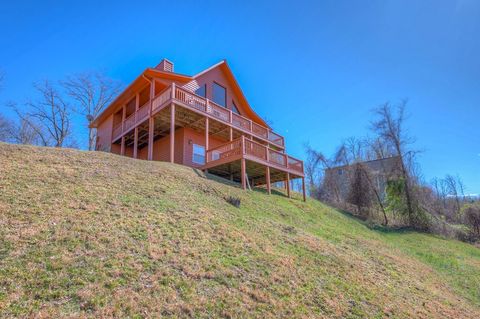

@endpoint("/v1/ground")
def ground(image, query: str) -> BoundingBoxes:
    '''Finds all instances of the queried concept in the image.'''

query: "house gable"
[182,61,269,128]
[91,59,269,130]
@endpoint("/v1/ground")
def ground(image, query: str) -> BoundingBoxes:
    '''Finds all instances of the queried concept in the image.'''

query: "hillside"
[1,143,479,318]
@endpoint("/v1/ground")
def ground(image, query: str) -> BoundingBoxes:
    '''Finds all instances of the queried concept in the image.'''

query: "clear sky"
[0,0,479,194]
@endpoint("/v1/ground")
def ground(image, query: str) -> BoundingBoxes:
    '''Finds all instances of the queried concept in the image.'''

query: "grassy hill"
[1,143,479,318]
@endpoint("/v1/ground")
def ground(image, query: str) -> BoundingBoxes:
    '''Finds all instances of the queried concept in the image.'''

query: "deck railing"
[206,138,243,163]
[153,86,172,112]
[172,85,284,148]
[205,136,303,175]
[112,84,286,149]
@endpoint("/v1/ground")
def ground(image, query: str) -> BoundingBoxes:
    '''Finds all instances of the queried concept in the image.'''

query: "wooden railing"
[153,86,172,112]
[206,138,242,162]
[112,84,286,149]
[112,123,122,141]
[205,136,303,175]
[124,113,136,133]
[173,86,284,148]
[137,102,150,123]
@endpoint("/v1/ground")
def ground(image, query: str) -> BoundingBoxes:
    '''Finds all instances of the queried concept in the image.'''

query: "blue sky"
[0,0,479,194]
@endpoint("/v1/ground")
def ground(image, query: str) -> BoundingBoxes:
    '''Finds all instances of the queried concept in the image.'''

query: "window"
[212,150,221,161]
[231,101,240,115]
[212,82,226,107]
[195,84,206,97]
[192,144,205,164]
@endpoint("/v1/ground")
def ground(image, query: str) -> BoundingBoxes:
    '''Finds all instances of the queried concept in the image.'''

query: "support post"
[170,104,175,163]
[120,136,125,156]
[150,80,155,115]
[122,105,126,131]
[229,127,233,141]
[148,78,155,161]
[241,158,246,190]
[302,177,306,202]
[133,93,140,159]
[266,166,271,195]
[205,117,209,151]
[286,173,291,198]
[133,127,138,158]
[241,135,246,154]
[148,117,154,160]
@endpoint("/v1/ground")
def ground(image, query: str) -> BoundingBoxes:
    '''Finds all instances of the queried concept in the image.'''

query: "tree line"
[305,101,480,242]
[0,69,121,150]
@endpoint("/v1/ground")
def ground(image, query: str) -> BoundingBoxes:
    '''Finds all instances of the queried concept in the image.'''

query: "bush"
[462,203,480,238]
[225,196,241,208]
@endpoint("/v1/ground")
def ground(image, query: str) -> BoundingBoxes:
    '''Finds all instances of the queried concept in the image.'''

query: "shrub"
[225,196,241,208]
[462,203,480,237]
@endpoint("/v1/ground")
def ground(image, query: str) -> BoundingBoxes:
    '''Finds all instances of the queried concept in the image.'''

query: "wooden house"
[91,59,306,200]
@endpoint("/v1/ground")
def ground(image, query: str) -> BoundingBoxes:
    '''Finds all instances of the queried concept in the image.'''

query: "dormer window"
[212,82,226,107]
[231,101,240,115]
[195,84,206,98]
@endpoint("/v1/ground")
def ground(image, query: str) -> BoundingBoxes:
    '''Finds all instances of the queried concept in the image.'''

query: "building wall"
[137,128,184,164]
[182,67,247,118]
[181,127,224,168]
[96,114,114,152]
[324,157,402,201]
[134,127,225,167]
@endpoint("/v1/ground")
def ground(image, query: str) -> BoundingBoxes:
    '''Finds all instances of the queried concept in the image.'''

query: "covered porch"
[203,136,306,201]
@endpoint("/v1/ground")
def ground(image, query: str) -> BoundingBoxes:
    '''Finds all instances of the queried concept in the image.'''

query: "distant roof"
[325,156,401,171]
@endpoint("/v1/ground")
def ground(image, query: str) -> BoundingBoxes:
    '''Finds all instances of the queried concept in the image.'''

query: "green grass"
[0,142,479,318]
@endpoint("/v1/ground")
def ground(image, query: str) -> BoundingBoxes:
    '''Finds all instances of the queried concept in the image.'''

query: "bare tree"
[347,163,374,218]
[371,101,419,226]
[463,203,480,237]
[0,114,13,142]
[444,174,462,216]
[13,81,72,147]
[305,145,342,202]
[61,72,121,150]
[13,117,43,145]
[365,137,396,160]
[304,144,324,195]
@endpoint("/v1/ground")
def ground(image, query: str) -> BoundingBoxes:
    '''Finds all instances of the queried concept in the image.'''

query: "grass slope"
[0,143,479,318]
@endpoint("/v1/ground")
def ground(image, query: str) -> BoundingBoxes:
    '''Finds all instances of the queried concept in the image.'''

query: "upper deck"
[111,83,285,149]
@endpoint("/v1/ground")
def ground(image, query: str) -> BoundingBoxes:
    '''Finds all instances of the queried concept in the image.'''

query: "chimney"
[155,59,174,72]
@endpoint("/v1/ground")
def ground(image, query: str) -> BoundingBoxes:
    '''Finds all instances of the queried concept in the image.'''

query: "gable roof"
[91,60,269,129]
[194,60,269,128]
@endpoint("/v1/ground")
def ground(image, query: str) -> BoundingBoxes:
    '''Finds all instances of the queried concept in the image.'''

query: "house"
[324,156,402,202]
[91,59,306,200]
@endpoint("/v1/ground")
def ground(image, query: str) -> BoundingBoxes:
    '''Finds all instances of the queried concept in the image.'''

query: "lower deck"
[100,99,305,200]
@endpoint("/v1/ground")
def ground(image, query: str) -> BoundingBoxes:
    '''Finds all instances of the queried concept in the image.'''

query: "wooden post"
[302,177,306,202]
[241,158,246,190]
[286,173,291,198]
[148,78,155,161]
[133,93,140,159]
[121,105,126,131]
[133,127,138,159]
[120,136,125,156]
[266,166,271,195]
[172,82,176,99]
[205,117,209,151]
[148,117,154,160]
[170,104,175,163]
[229,127,233,141]
[149,80,155,115]
[241,135,246,154]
